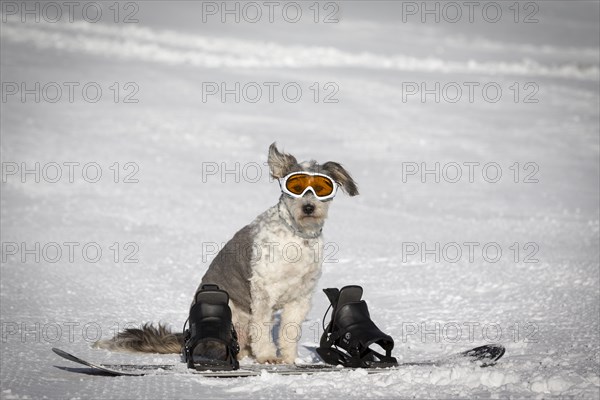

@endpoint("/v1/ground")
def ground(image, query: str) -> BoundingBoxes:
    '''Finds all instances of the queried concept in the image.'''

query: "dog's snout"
[302,203,315,215]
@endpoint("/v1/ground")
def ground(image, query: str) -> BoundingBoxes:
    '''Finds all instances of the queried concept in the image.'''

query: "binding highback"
[183,284,239,371]
[317,285,398,368]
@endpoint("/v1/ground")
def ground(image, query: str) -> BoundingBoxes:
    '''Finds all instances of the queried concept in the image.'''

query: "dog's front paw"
[280,355,296,364]
[256,356,283,364]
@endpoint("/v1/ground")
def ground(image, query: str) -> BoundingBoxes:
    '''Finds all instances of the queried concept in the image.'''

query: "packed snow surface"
[1,1,599,399]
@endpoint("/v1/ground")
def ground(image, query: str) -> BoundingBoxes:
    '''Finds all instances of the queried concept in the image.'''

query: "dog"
[95,143,358,364]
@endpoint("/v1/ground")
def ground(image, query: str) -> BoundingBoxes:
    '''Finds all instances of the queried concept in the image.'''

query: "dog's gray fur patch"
[199,225,255,313]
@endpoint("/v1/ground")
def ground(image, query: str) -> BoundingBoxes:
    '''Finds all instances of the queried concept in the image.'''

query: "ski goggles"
[279,172,338,201]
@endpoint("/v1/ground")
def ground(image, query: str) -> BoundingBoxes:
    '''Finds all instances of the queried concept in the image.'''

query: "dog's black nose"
[303,204,315,215]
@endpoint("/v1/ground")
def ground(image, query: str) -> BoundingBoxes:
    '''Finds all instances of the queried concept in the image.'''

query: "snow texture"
[1,1,599,399]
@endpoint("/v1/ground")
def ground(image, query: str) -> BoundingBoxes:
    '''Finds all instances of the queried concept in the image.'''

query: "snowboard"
[52,344,505,377]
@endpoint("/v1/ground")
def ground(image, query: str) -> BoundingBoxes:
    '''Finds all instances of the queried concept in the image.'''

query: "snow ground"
[1,1,599,398]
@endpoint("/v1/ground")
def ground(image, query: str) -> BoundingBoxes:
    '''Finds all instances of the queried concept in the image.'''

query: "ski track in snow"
[2,19,599,79]
[1,2,599,399]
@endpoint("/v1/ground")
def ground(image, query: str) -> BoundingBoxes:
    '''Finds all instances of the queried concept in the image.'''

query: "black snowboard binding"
[316,285,398,368]
[182,284,239,371]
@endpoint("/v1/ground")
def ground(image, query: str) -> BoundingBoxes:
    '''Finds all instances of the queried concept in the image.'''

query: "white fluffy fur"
[244,203,324,363]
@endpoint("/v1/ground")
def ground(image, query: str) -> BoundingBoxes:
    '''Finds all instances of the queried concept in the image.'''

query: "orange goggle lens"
[285,174,335,197]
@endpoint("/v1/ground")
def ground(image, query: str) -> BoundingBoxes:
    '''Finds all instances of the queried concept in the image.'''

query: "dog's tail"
[93,323,184,354]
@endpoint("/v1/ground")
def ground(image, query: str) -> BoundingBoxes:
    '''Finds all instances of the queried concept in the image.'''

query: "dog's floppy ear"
[322,162,359,196]
[268,142,298,179]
